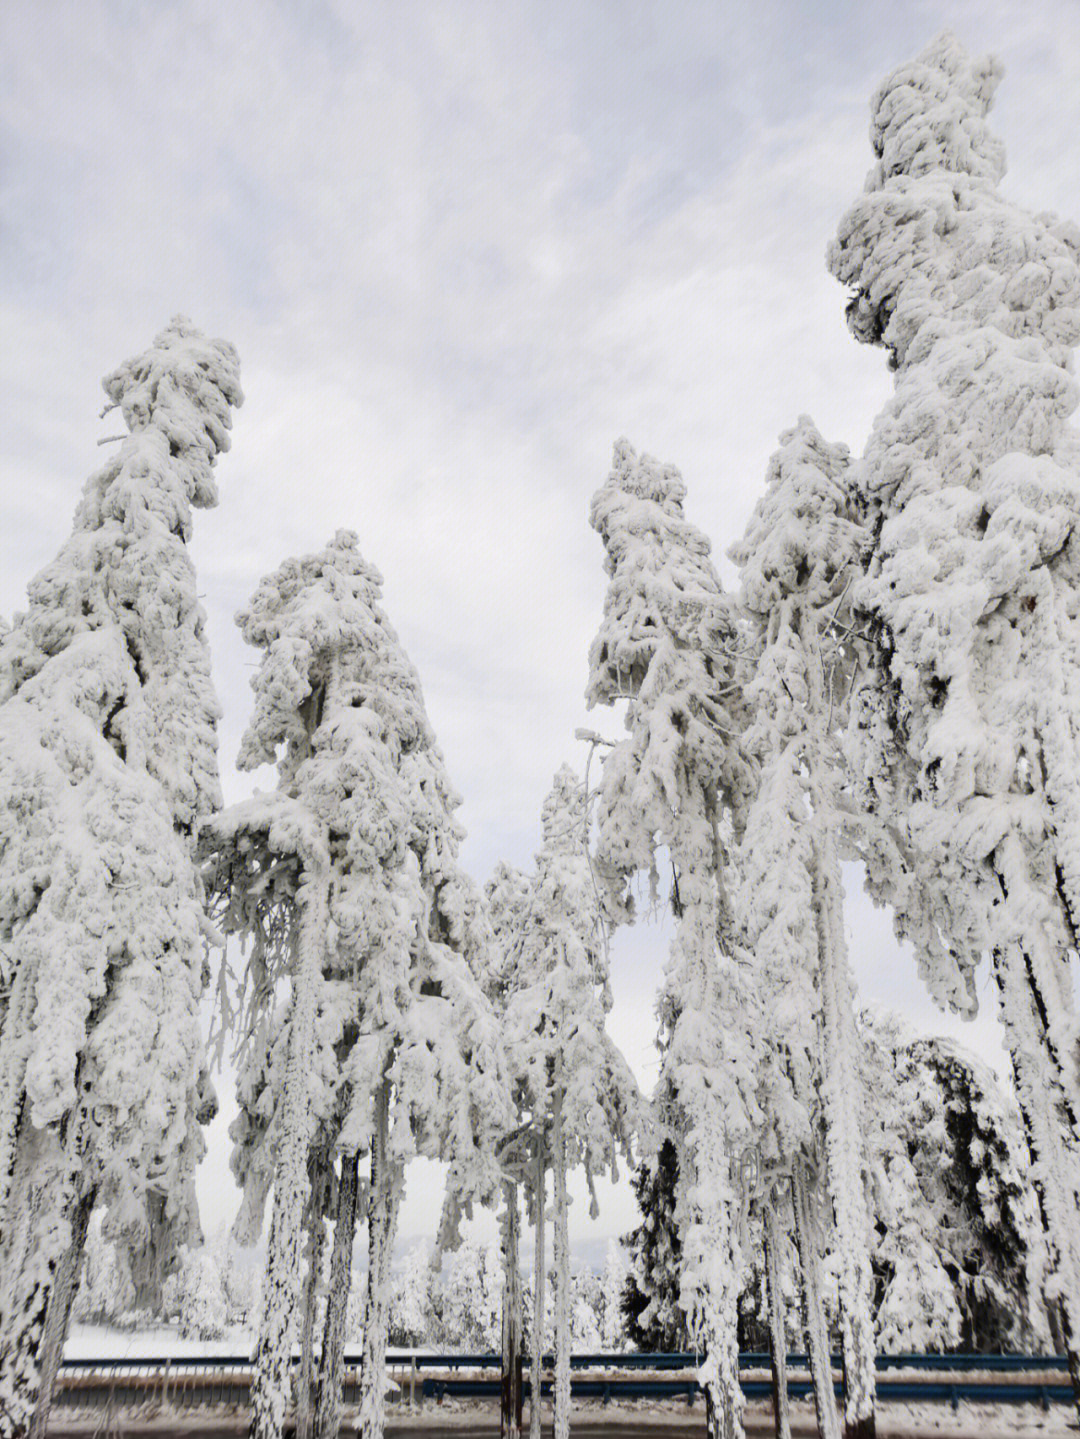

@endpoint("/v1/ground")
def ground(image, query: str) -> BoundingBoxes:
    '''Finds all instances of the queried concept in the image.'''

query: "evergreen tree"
[483,858,538,1439]
[162,1244,229,1340]
[439,1239,503,1350]
[492,766,640,1439]
[480,858,538,1436]
[0,319,241,1436]
[620,1139,690,1351]
[203,531,507,1439]
[587,439,760,1439]
[69,1212,137,1327]
[860,1011,1043,1353]
[387,1242,434,1348]
[731,417,874,1438]
[599,1239,630,1351]
[828,33,1080,1408]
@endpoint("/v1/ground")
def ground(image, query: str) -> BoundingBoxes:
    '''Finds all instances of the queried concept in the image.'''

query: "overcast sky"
[3,1,1080,1257]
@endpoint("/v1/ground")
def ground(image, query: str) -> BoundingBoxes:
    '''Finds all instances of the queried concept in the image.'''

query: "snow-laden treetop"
[831,30,1080,383]
[1,316,243,830]
[588,439,731,710]
[586,440,749,902]
[827,31,1080,1013]
[865,31,1005,187]
[733,416,861,621]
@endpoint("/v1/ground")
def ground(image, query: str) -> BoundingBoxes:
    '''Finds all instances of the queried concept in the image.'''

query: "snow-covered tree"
[162,1244,229,1340]
[730,417,874,1439]
[69,1212,137,1327]
[570,1268,602,1351]
[202,531,507,1439]
[587,439,760,1439]
[828,33,1080,1404]
[0,318,241,1437]
[438,1238,503,1350]
[599,1239,629,1351]
[620,1139,688,1351]
[860,1011,1044,1353]
[387,1241,434,1348]
[491,765,640,1439]
[482,859,536,1438]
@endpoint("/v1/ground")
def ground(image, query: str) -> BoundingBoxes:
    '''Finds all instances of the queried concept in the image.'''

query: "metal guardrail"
[58,1349,1073,1371]
[419,1375,1076,1411]
[400,1350,1073,1373]
[56,1351,1076,1414]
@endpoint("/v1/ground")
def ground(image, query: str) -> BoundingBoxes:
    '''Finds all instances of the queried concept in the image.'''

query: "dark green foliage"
[620,1140,690,1351]
[911,1040,1035,1351]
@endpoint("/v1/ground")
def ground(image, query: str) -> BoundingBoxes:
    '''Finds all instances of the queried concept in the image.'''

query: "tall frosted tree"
[586,440,760,1439]
[859,1010,1045,1354]
[483,857,539,1439]
[495,766,640,1439]
[730,417,875,1439]
[0,319,241,1436]
[828,33,1080,1405]
[202,531,507,1439]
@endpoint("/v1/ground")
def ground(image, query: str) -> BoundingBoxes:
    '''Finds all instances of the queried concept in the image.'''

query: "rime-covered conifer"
[203,532,506,1439]
[587,441,759,1439]
[620,1139,688,1352]
[491,767,640,1439]
[860,1011,1044,1352]
[730,417,874,1438]
[828,34,1080,1404]
[0,319,240,1436]
[483,859,538,1439]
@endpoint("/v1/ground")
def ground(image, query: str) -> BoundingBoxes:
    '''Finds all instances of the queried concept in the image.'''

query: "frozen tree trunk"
[792,1163,841,1439]
[552,1093,571,1439]
[297,1175,328,1439]
[667,824,746,1439]
[763,1202,791,1439]
[27,1185,94,1439]
[249,866,329,1439]
[689,1185,743,1439]
[805,655,876,1439]
[358,1084,403,1439]
[813,842,876,1439]
[529,1142,546,1439]
[314,1151,360,1439]
[0,963,34,1232]
[0,1131,80,1439]
[991,933,1080,1421]
[501,1181,524,1439]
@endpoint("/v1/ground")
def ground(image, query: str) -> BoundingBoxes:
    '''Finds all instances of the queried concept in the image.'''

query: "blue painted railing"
[57,1350,1076,1410]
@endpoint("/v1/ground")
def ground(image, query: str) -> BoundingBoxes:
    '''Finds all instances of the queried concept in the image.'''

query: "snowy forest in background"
[3,10,1080,1439]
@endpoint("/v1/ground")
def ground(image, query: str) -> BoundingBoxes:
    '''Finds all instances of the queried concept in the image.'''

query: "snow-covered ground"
[44,1394,1079,1437]
[64,1323,253,1360]
[63,1322,428,1365]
